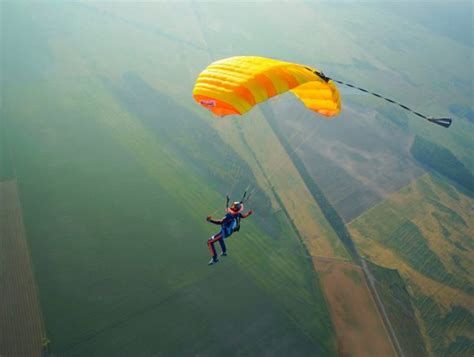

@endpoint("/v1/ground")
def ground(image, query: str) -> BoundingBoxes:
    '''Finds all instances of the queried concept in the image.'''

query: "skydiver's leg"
[207,236,217,258]
[218,235,227,255]
[207,232,222,264]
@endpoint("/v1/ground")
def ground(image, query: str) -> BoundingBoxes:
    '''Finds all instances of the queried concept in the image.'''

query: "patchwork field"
[365,261,428,356]
[349,173,474,355]
[0,180,45,356]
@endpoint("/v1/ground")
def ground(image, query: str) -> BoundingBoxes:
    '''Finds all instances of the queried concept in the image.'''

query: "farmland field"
[365,260,428,356]
[2,1,472,356]
[349,174,474,355]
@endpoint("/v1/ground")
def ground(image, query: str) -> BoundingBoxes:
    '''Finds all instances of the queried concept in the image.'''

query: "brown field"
[0,180,45,357]
[314,257,396,357]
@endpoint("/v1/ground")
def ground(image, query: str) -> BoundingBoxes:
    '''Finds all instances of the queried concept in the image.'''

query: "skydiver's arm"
[206,216,223,225]
[241,210,253,219]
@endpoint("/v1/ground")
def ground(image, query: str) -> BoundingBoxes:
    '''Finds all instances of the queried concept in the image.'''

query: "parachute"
[192,56,341,117]
[193,56,452,128]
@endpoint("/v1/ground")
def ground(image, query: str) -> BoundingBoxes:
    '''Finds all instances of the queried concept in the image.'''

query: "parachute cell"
[193,56,341,117]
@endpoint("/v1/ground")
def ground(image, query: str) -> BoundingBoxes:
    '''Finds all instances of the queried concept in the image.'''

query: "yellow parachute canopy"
[193,56,341,117]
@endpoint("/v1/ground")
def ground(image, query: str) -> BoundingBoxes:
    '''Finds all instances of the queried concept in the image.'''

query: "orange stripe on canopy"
[274,67,300,89]
[234,85,256,107]
[254,73,277,98]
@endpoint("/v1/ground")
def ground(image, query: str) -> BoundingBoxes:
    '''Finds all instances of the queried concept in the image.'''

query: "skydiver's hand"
[248,210,253,215]
[206,216,212,222]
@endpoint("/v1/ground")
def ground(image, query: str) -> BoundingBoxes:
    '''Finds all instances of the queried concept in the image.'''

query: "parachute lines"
[326,77,452,128]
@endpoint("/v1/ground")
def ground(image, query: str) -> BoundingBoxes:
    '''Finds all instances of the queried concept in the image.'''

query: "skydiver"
[206,201,253,265]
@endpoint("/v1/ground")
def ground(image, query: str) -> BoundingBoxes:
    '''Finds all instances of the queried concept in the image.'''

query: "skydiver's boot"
[208,256,219,265]
[220,251,227,257]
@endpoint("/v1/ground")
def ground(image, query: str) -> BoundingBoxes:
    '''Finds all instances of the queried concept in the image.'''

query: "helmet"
[228,201,244,214]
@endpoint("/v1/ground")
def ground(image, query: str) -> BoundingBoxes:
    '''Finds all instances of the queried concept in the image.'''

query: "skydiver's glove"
[206,216,212,222]
[248,210,253,215]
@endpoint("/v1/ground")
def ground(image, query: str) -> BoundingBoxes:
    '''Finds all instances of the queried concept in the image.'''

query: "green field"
[2,2,337,355]
[2,51,335,357]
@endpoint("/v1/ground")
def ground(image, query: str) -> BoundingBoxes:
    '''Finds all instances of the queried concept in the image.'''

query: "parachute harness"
[225,191,250,233]
[311,70,452,128]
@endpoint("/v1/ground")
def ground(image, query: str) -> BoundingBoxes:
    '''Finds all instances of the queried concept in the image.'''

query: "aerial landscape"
[1,1,473,356]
